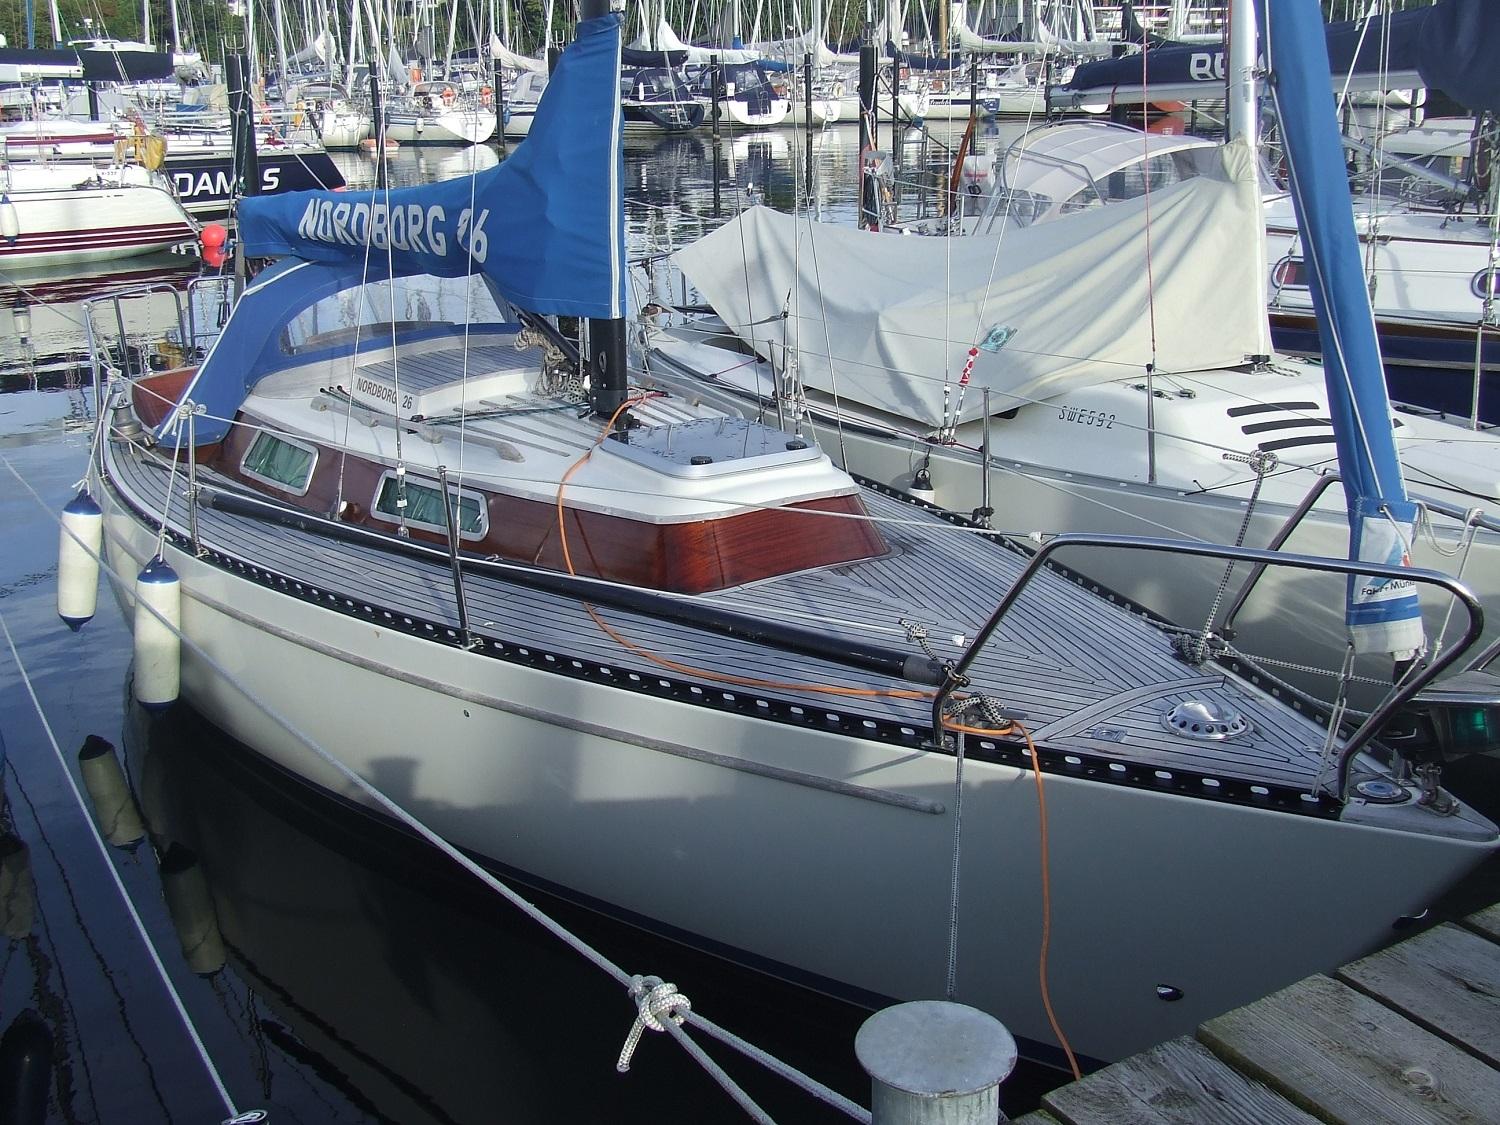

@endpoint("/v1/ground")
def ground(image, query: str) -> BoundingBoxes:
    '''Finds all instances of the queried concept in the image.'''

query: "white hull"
[784,96,842,126]
[97,481,1494,1065]
[643,340,1500,706]
[0,166,195,266]
[1266,201,1497,330]
[385,106,498,145]
[836,90,929,121]
[719,98,790,128]
[313,108,371,149]
[501,105,536,139]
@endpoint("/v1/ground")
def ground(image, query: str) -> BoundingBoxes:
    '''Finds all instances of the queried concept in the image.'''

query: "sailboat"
[644,2,1500,702]
[77,5,1499,1072]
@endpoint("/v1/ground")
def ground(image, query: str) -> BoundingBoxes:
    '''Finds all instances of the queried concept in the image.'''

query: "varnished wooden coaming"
[211,417,888,595]
[131,367,198,430]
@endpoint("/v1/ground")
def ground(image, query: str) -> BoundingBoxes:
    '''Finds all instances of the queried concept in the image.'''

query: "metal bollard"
[856,1001,1017,1124]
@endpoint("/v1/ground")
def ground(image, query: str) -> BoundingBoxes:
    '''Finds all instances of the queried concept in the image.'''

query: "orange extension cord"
[558,401,1080,1076]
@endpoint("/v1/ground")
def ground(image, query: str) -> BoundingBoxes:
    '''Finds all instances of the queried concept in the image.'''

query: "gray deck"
[107,432,1333,790]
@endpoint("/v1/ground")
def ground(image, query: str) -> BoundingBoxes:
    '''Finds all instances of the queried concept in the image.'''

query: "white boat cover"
[752,30,838,67]
[1000,122,1219,204]
[653,21,762,66]
[489,35,547,74]
[673,140,1271,426]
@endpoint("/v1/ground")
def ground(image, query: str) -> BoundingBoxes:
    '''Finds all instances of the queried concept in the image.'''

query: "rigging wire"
[6,456,870,1125]
[0,612,263,1124]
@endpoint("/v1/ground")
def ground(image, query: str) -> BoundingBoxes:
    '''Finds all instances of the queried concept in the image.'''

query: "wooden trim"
[131,367,198,430]
[214,416,889,594]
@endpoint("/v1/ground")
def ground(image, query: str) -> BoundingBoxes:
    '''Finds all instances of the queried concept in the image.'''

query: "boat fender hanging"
[57,490,103,630]
[909,463,937,505]
[77,735,146,848]
[0,195,19,243]
[133,557,181,710]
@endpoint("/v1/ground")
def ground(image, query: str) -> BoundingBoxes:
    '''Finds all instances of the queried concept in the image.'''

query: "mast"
[578,0,626,419]
[1225,0,1256,146]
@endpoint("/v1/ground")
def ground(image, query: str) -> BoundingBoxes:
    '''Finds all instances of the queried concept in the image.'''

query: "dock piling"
[856,1000,1017,1124]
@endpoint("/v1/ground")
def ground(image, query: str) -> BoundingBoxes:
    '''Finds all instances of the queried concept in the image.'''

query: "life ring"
[441,86,456,105]
[479,86,493,107]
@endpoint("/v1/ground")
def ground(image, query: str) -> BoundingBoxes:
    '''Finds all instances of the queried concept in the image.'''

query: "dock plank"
[1012,1112,1064,1125]
[1463,904,1500,943]
[1040,1036,1316,1125]
[1337,923,1500,1068]
[1198,974,1500,1125]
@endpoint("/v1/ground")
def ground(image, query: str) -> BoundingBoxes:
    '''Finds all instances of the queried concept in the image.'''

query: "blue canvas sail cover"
[162,14,624,448]
[1417,0,1500,113]
[1261,0,1423,658]
[237,13,625,321]
[1060,7,1428,102]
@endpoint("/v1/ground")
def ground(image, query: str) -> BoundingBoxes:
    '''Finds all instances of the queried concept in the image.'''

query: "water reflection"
[0,256,198,392]
[121,694,891,1124]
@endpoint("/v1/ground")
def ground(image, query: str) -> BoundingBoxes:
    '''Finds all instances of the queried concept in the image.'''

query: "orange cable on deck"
[555,396,934,701]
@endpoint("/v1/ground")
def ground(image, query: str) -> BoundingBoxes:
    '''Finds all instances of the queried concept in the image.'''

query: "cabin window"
[240,430,317,495]
[372,471,488,540]
[1272,256,1308,289]
[1473,267,1499,302]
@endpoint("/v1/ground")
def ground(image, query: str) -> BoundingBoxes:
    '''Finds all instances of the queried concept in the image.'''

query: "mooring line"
[6,453,870,1125]
[0,611,264,1125]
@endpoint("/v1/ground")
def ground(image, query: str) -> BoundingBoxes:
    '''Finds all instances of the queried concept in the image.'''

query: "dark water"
[0,127,1064,1125]
[1,124,1496,1125]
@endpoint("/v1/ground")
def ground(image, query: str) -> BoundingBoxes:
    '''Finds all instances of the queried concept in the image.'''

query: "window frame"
[370,469,490,542]
[239,429,320,496]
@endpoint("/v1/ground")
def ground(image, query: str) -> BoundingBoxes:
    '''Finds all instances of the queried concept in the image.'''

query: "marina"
[2,0,1500,1121]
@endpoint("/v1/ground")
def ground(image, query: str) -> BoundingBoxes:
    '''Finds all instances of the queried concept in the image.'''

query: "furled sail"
[1261,0,1423,657]
[1056,7,1430,107]
[181,14,625,447]
[674,140,1270,428]
[239,13,624,321]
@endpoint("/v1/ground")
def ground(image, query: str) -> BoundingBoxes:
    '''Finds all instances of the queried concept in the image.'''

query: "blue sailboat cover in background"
[1417,0,1500,113]
[1260,0,1423,657]
[237,13,625,322]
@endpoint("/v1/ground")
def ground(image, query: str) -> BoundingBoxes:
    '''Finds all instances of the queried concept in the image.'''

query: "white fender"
[133,557,181,709]
[57,490,103,630]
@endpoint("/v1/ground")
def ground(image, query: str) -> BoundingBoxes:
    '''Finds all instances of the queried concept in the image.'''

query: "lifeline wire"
[7,455,871,1125]
[0,612,263,1125]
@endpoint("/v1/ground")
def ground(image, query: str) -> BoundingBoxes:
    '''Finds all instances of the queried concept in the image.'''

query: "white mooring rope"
[0,611,267,1125]
[5,452,872,1125]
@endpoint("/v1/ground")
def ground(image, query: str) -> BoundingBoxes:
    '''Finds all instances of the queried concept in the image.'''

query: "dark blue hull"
[165,150,346,219]
[1271,311,1500,423]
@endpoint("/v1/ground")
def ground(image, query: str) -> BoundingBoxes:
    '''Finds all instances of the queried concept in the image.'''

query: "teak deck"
[1016,901,1500,1124]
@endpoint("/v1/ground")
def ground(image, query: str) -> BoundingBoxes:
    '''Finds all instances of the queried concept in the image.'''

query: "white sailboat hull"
[97,467,1495,1066]
[0,172,195,266]
[385,106,498,145]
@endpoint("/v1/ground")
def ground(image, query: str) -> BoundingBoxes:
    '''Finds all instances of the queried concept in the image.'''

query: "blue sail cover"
[1262,0,1423,658]
[1061,8,1428,102]
[238,13,625,321]
[1417,0,1500,112]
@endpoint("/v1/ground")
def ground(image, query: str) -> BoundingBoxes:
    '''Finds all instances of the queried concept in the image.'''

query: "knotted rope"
[617,975,693,1073]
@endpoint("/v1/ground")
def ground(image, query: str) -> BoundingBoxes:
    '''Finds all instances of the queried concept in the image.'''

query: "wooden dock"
[1016,903,1500,1124]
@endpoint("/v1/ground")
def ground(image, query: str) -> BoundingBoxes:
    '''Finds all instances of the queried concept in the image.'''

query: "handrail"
[1219,467,1500,637]
[931,530,1484,804]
